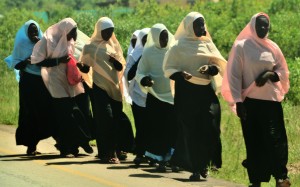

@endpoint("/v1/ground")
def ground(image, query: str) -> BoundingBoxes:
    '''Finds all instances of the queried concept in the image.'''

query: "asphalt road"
[0,124,246,187]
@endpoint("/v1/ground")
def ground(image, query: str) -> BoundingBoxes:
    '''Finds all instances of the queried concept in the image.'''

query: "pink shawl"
[221,12,289,107]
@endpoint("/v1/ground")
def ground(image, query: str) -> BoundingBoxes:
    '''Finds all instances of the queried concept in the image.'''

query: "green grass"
[0,68,19,125]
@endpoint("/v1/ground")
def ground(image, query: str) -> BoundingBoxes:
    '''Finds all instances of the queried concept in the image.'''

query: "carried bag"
[67,54,82,85]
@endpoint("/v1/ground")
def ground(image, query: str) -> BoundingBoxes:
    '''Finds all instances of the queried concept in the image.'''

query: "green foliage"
[269,0,300,14]
[269,12,300,58]
[285,58,300,105]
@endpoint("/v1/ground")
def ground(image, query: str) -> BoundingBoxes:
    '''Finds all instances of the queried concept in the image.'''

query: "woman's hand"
[255,71,276,87]
[181,71,192,80]
[140,76,154,87]
[198,65,219,76]
[109,56,123,71]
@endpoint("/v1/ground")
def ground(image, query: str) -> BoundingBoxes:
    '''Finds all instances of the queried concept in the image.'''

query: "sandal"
[99,157,120,164]
[108,157,120,164]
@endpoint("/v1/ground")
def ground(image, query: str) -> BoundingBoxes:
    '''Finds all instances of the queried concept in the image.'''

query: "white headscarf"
[123,28,150,106]
[127,30,140,59]
[123,29,140,104]
[31,18,84,98]
[136,23,175,104]
[130,28,150,62]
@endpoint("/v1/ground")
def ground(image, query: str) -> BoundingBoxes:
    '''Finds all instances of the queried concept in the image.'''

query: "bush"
[286,58,300,105]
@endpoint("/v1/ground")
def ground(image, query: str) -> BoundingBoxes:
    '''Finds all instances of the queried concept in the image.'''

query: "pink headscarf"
[31,18,84,98]
[221,12,289,107]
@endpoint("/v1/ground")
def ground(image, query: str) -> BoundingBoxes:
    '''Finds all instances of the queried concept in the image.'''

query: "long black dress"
[171,79,216,173]
[16,71,55,149]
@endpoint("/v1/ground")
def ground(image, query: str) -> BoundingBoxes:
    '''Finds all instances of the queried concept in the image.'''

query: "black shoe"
[200,168,209,178]
[26,146,41,156]
[81,143,93,154]
[189,173,200,181]
[133,156,142,166]
[156,164,167,172]
[249,183,261,187]
[133,155,148,166]
[171,165,180,172]
[149,159,159,167]
[117,151,127,161]
[60,147,78,158]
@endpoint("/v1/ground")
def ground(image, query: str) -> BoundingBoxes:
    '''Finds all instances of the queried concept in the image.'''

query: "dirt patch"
[288,162,300,174]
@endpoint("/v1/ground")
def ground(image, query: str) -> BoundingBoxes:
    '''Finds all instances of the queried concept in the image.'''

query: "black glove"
[255,71,279,87]
[236,102,247,120]
[15,58,30,70]
[109,56,123,71]
[37,55,70,67]
[199,65,219,76]
[170,71,192,81]
[127,63,138,81]
[140,76,154,87]
[77,63,90,73]
[127,56,142,81]
[31,36,40,44]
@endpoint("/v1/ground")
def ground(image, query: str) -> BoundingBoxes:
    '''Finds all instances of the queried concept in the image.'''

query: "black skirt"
[144,93,177,161]
[171,79,217,172]
[16,71,55,147]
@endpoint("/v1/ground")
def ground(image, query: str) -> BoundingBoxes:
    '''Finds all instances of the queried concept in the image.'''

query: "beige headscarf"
[31,18,84,98]
[80,17,126,101]
[163,12,227,93]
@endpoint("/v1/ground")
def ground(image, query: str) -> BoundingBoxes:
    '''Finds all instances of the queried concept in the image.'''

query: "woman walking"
[80,17,126,164]
[136,23,176,171]
[5,20,55,155]
[163,12,226,180]
[31,18,91,157]
[124,28,151,165]
[222,13,290,187]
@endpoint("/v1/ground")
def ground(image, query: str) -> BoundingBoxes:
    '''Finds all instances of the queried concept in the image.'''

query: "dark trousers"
[92,84,122,159]
[241,97,288,183]
[131,102,148,156]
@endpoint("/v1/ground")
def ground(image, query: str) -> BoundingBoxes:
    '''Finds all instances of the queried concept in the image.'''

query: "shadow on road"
[129,173,163,178]
[45,159,100,166]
